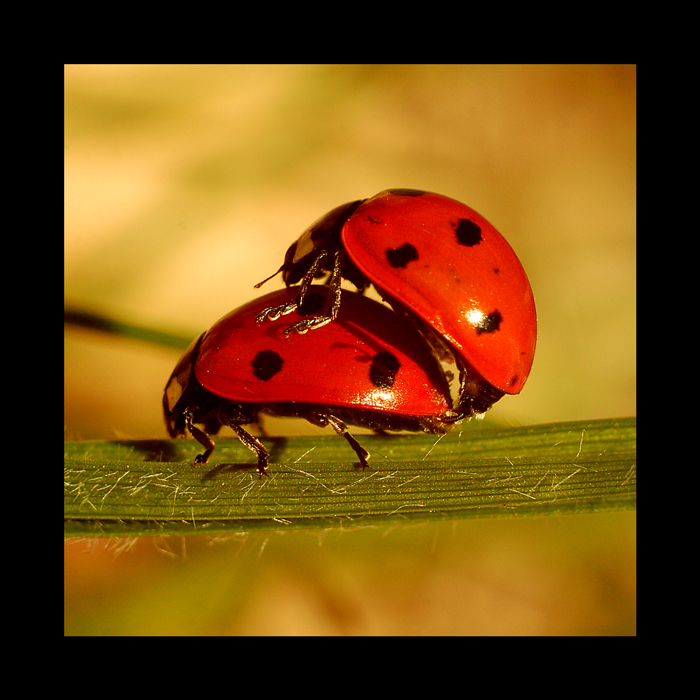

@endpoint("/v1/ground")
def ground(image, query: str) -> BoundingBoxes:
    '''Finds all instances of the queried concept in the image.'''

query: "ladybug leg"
[254,298,299,323]
[185,410,270,477]
[308,411,370,470]
[295,250,331,307]
[222,420,271,478]
[284,251,343,336]
[185,410,216,466]
[254,251,331,324]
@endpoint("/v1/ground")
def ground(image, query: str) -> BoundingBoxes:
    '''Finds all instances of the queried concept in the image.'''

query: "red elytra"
[256,189,536,415]
[164,286,458,476]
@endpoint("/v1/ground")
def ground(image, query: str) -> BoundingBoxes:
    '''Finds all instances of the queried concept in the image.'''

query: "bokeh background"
[64,64,636,635]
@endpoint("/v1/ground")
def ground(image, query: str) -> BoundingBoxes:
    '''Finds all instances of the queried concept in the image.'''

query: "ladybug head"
[285,199,365,285]
[163,334,204,437]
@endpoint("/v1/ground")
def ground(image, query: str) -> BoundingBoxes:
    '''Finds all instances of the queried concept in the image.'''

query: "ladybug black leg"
[224,422,271,478]
[185,411,216,466]
[295,250,330,306]
[308,412,370,469]
[284,251,343,336]
[185,410,269,477]
[254,298,299,323]
[254,251,330,324]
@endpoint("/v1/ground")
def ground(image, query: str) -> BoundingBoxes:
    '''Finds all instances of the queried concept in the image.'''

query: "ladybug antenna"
[254,266,284,289]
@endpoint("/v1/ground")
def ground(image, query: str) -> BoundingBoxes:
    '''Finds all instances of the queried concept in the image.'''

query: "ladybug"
[164,286,460,476]
[256,189,536,418]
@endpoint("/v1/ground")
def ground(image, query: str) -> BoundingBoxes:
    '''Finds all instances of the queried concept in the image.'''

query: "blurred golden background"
[65,64,636,635]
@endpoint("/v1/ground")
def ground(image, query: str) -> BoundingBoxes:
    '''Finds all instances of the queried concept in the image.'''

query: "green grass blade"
[64,417,636,538]
[64,307,193,350]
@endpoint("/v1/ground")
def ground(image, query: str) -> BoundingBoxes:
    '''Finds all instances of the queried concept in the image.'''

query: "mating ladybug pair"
[164,189,537,475]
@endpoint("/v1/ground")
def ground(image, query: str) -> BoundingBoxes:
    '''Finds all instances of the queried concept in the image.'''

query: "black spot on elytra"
[252,350,283,381]
[298,291,325,316]
[388,189,426,197]
[385,242,419,268]
[369,351,400,390]
[453,218,482,247]
[475,310,502,335]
